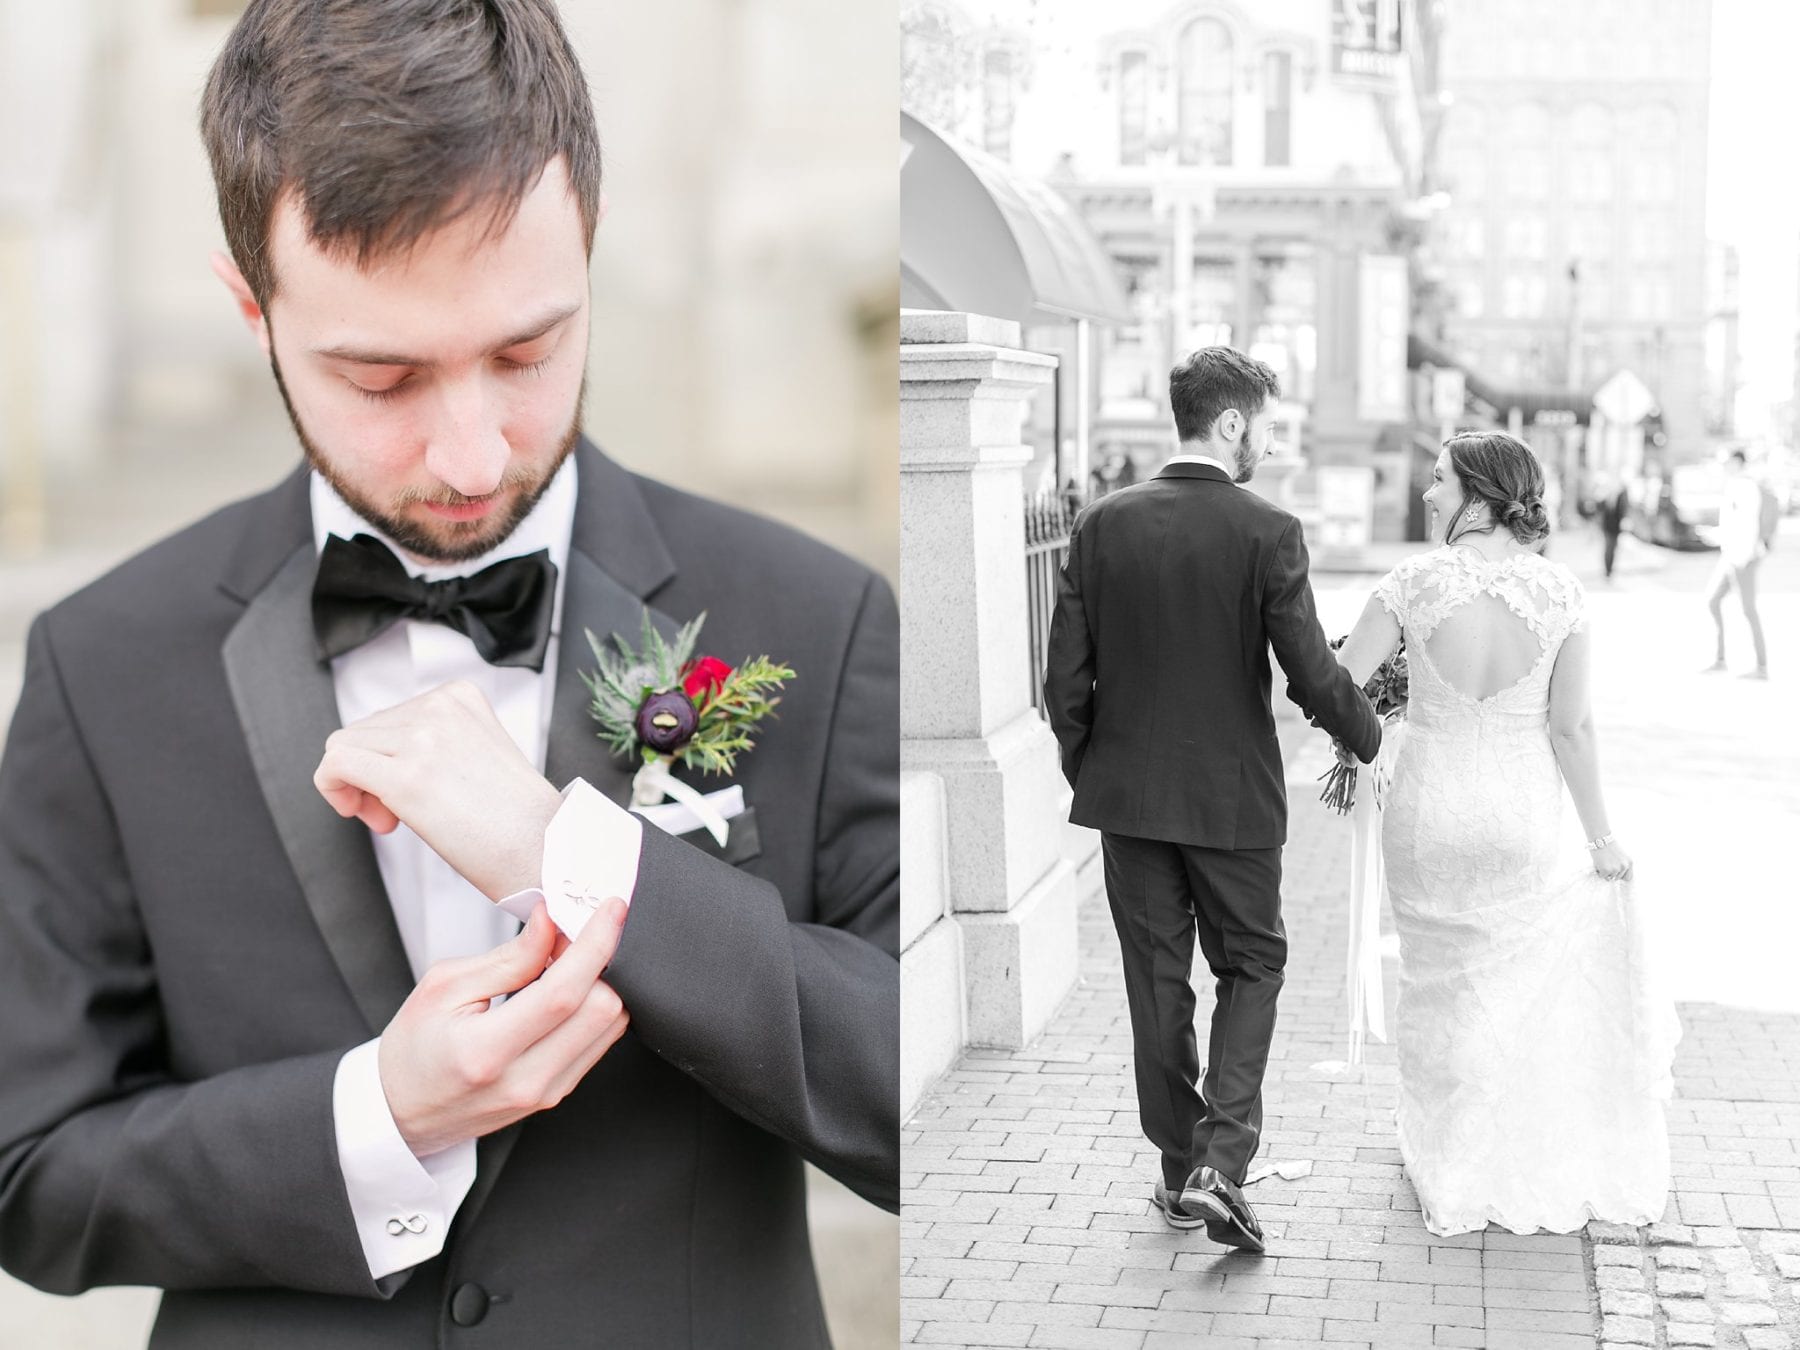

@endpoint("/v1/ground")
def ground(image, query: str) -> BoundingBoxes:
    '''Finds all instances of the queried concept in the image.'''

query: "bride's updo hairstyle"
[1442,431,1552,547]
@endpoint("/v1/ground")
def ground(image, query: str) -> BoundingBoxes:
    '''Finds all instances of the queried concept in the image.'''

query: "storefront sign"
[1333,0,1405,82]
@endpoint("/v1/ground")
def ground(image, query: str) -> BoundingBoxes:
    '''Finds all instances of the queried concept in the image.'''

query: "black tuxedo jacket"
[1043,461,1380,851]
[0,440,898,1348]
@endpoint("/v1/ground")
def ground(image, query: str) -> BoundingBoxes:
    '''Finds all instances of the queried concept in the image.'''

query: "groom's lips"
[423,497,499,522]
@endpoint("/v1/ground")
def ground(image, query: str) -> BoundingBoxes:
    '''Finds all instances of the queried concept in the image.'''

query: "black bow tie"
[311,533,557,670]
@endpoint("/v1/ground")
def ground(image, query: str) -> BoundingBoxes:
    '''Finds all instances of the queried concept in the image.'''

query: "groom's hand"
[379,900,632,1158]
[313,681,563,900]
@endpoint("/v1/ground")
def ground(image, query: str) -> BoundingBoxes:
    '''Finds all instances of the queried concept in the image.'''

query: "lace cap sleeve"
[1527,558,1588,643]
[1374,556,1418,626]
[1556,562,1589,637]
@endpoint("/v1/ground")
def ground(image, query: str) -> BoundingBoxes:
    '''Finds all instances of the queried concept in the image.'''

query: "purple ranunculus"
[636,689,699,754]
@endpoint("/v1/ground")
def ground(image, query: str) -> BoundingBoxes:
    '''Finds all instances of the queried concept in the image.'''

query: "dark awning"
[901,112,1133,328]
[1408,333,1593,425]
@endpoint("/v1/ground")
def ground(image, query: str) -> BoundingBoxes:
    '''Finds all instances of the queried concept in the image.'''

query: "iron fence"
[1023,490,1083,715]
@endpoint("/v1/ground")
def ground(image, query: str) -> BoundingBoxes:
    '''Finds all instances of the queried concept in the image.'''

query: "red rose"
[681,655,733,706]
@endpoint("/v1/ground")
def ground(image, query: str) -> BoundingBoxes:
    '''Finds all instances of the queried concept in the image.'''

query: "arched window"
[1263,50,1293,167]
[1177,18,1234,166]
[1119,51,1149,166]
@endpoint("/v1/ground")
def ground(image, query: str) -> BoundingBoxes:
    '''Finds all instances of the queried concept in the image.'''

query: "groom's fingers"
[535,1002,633,1109]
[312,750,402,832]
[488,898,629,1057]
[497,898,628,1017]
[426,904,559,1010]
[507,979,631,1109]
[314,740,401,811]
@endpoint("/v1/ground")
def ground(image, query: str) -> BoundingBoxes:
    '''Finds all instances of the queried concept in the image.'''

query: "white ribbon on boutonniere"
[581,609,793,851]
[630,756,732,847]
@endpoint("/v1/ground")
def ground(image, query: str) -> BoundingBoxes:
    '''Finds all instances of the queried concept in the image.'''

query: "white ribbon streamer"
[631,757,731,848]
[1345,720,1403,1066]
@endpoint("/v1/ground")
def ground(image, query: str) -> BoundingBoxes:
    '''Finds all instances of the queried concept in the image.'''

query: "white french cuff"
[332,1039,477,1281]
[495,778,645,940]
[493,777,746,940]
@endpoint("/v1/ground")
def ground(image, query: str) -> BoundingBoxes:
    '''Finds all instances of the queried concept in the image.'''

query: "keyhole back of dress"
[1421,589,1546,701]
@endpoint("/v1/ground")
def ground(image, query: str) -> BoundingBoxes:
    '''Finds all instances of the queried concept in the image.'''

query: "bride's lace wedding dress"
[1374,546,1680,1236]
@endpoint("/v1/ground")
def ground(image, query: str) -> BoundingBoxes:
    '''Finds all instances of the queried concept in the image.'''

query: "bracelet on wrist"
[1586,833,1615,851]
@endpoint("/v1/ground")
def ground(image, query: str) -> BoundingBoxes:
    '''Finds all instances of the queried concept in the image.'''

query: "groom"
[1044,347,1379,1253]
[0,2,896,1345]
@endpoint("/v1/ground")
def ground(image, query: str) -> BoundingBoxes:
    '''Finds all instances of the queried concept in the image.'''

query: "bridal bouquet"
[1317,638,1408,815]
[582,611,793,843]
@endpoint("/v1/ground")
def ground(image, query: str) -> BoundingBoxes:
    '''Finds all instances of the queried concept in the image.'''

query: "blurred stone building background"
[904,0,1429,546]
[901,0,1784,559]
[0,0,897,577]
[0,1,897,1346]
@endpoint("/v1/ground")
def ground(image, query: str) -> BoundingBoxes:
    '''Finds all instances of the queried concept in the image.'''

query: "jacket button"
[449,1282,489,1327]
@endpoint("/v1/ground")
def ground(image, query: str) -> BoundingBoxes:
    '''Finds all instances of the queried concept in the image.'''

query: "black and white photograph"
[900,0,1800,1347]
[0,1,898,1347]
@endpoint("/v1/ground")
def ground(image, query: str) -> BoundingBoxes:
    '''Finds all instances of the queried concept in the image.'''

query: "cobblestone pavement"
[903,521,1800,1350]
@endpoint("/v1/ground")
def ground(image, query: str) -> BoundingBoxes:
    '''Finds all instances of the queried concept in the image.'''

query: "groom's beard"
[1231,439,1260,484]
[269,352,584,564]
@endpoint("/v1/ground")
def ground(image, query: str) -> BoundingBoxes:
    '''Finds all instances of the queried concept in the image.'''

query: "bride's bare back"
[1337,544,1584,712]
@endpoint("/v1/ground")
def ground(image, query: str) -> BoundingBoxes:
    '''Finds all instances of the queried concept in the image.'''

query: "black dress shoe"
[1151,1179,1205,1230]
[1180,1166,1265,1253]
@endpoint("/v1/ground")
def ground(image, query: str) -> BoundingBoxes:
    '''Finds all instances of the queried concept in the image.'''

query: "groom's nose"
[422,381,510,498]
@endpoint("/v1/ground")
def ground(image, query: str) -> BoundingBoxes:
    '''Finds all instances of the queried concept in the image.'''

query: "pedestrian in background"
[1704,449,1775,678]
[1596,476,1629,582]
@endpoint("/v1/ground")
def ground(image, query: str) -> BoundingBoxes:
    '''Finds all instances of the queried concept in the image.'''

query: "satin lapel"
[221,544,414,1036]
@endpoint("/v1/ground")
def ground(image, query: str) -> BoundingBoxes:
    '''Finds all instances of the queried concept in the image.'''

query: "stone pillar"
[900,310,1081,1055]
[899,769,961,1116]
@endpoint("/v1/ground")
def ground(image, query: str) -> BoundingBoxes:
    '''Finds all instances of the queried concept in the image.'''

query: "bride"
[1333,431,1680,1236]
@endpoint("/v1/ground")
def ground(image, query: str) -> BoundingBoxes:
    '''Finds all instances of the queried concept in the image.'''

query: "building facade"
[1430,0,1713,467]
[1704,239,1740,438]
[902,0,1425,541]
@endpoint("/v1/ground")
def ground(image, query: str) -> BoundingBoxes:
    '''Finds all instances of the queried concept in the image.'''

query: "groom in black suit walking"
[1044,347,1379,1252]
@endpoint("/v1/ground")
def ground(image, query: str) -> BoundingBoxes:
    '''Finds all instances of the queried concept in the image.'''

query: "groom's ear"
[209,250,272,358]
[1215,408,1244,442]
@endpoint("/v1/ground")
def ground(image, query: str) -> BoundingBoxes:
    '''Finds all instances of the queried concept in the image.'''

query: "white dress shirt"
[1166,451,1237,478]
[315,458,643,1280]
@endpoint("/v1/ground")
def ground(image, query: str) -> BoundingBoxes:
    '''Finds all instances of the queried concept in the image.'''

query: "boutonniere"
[581,611,794,845]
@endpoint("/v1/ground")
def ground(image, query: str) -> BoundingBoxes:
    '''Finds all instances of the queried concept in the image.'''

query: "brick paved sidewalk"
[901,737,1800,1350]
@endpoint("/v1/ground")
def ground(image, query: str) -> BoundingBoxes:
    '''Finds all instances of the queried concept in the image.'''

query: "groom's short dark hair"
[200,0,602,310]
[1169,347,1280,443]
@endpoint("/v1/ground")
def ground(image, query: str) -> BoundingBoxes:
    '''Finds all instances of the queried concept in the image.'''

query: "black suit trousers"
[1100,833,1284,1188]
